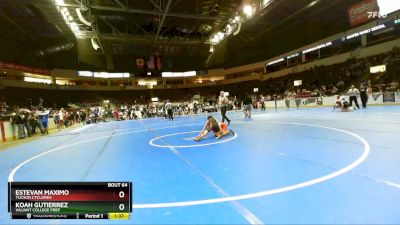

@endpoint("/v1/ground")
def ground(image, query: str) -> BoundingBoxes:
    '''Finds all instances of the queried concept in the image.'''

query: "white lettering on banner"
[346,24,386,40]
[267,58,284,66]
[287,53,300,59]
[349,1,376,17]
[367,11,387,19]
[302,42,332,54]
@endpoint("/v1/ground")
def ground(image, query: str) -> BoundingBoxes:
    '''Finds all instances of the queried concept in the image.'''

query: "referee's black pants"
[349,96,360,109]
[167,109,173,121]
[220,106,231,124]
[360,91,368,108]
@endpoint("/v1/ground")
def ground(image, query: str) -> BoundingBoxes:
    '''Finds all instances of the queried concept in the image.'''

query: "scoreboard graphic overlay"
[8,182,132,220]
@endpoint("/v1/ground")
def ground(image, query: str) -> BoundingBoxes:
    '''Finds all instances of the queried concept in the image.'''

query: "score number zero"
[108,183,129,211]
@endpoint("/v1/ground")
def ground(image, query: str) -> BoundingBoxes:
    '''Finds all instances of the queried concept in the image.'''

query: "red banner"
[348,0,379,27]
[0,62,50,75]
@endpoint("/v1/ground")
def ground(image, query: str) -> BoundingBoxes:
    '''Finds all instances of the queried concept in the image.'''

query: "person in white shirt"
[347,84,360,109]
[58,108,65,128]
[218,91,231,125]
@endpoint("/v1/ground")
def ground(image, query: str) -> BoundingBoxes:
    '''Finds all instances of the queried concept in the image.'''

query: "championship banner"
[0,62,50,75]
[348,0,379,27]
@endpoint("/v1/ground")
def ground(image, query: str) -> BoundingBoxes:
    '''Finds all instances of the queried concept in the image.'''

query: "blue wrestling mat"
[1,106,400,224]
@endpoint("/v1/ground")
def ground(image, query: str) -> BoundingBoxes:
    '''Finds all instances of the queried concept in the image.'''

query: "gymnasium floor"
[1,106,400,224]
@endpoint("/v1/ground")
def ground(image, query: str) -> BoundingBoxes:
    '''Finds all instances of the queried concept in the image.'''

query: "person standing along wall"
[38,107,50,134]
[260,95,266,111]
[243,94,253,119]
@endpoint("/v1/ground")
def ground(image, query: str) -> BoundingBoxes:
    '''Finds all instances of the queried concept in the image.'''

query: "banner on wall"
[302,98,317,105]
[0,62,50,75]
[348,0,379,27]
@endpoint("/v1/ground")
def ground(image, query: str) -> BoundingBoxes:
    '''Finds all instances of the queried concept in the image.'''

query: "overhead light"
[233,21,241,36]
[234,15,241,22]
[308,0,319,7]
[217,32,224,39]
[208,2,259,46]
[91,38,100,50]
[210,34,219,44]
[243,5,254,17]
[261,0,273,9]
[76,8,92,26]
[70,22,79,32]
[226,24,232,34]
[55,0,65,5]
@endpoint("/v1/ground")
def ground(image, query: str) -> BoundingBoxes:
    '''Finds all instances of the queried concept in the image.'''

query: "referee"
[165,100,173,121]
[348,84,360,109]
[218,91,231,125]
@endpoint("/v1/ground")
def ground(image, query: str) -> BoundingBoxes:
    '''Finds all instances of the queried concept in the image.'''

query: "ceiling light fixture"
[76,7,92,26]
[208,1,275,46]
[91,38,100,50]
[243,5,254,17]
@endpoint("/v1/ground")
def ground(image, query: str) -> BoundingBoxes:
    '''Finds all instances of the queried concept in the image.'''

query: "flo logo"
[367,11,387,18]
